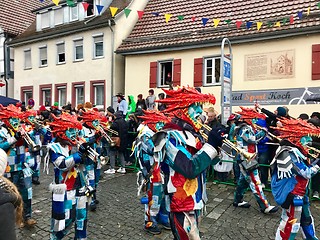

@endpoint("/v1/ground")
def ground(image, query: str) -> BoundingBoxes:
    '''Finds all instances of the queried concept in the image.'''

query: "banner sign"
[232,87,320,106]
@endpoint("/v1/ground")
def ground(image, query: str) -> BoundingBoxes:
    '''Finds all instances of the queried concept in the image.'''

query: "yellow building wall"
[124,34,320,118]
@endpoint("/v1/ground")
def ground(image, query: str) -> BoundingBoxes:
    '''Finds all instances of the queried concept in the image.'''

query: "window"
[74,39,83,61]
[93,35,103,58]
[41,11,50,29]
[21,86,33,103]
[24,49,31,69]
[204,57,221,85]
[40,84,52,106]
[73,84,84,105]
[54,8,64,25]
[86,0,94,17]
[55,84,67,107]
[57,42,65,64]
[39,46,47,67]
[70,5,78,21]
[158,60,173,87]
[90,81,105,108]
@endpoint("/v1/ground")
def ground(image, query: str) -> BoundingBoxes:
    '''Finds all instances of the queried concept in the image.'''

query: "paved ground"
[16,165,320,240]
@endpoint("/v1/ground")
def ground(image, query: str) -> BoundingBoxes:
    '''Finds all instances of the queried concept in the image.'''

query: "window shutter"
[149,61,157,88]
[312,44,320,80]
[173,59,181,86]
[194,58,203,87]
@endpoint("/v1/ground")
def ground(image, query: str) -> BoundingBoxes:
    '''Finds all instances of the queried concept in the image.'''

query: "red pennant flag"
[82,2,89,11]
[137,10,144,19]
[236,21,242,29]
[290,15,294,24]
[191,16,196,22]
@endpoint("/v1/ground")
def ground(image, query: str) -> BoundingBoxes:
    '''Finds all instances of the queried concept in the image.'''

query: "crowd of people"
[0,86,320,240]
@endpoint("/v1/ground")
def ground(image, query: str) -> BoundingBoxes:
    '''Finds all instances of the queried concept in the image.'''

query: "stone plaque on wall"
[244,50,295,81]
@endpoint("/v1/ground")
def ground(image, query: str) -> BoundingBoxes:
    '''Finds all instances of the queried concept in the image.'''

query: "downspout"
[107,19,114,106]
[3,33,9,97]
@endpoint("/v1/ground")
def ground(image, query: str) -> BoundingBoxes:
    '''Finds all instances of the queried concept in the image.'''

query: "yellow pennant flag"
[52,0,60,6]
[275,21,281,27]
[110,7,118,17]
[165,14,172,23]
[213,19,220,28]
[307,7,310,15]
[257,22,263,30]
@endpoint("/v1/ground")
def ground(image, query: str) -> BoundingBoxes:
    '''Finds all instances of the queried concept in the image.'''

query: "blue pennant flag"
[297,11,303,20]
[202,18,209,26]
[96,5,104,15]
[151,12,160,17]
[246,21,253,29]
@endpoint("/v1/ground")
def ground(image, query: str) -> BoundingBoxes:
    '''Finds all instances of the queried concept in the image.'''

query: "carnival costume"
[22,109,45,185]
[0,104,37,226]
[231,107,278,213]
[133,110,172,235]
[151,87,223,239]
[78,109,103,211]
[46,113,89,240]
[270,118,320,240]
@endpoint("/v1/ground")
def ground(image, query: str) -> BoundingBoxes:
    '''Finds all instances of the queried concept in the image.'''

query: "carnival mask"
[155,122,165,131]
[9,117,20,131]
[186,103,203,130]
[27,116,35,124]
[92,120,100,129]
[66,128,78,142]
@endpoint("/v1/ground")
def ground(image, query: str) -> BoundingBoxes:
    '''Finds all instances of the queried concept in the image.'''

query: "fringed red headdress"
[0,104,24,130]
[49,113,82,144]
[236,106,266,121]
[79,110,103,129]
[155,86,216,131]
[22,109,37,124]
[138,110,172,131]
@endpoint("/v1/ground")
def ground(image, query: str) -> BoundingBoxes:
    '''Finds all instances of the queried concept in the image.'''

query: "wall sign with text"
[232,87,320,106]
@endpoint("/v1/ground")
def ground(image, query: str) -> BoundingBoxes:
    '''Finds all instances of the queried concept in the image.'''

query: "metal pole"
[107,19,114,107]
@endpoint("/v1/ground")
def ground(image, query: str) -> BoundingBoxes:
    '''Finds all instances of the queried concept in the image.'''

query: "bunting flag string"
[47,0,320,31]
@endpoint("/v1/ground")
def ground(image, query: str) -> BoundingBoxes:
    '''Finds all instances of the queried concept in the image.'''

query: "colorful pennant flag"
[96,5,104,15]
[297,11,303,20]
[52,0,59,6]
[165,14,172,23]
[177,15,184,21]
[246,21,253,29]
[82,2,89,12]
[191,16,196,22]
[236,21,242,29]
[137,11,144,20]
[202,18,209,26]
[290,15,294,24]
[282,18,288,24]
[225,19,232,26]
[318,2,320,8]
[267,21,273,27]
[66,0,76,7]
[151,12,160,17]
[213,19,220,28]
[109,7,118,17]
[124,8,131,18]
[275,21,281,27]
[257,22,263,30]
[307,7,311,15]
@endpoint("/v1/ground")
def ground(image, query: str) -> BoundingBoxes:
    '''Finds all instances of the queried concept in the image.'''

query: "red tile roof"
[0,0,51,36]
[117,0,320,54]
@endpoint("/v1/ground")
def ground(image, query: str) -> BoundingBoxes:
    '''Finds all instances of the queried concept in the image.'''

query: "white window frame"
[57,86,67,107]
[24,49,32,70]
[74,38,83,61]
[74,84,84,105]
[203,56,221,86]
[93,83,104,106]
[157,60,173,87]
[24,91,33,103]
[54,7,64,25]
[93,34,104,59]
[70,5,79,21]
[39,46,48,67]
[41,11,50,29]
[42,88,51,106]
[56,42,65,64]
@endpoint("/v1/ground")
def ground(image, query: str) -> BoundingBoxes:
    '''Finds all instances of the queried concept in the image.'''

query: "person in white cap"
[0,148,23,240]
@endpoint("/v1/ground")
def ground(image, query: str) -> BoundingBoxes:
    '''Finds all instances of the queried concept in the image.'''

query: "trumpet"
[76,139,99,162]
[197,121,211,141]
[97,126,116,147]
[19,127,41,152]
[221,139,257,161]
[253,124,281,142]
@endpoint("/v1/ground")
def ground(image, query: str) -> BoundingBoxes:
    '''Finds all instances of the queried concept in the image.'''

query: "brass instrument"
[76,139,99,162]
[253,124,281,142]
[197,121,211,141]
[97,126,116,147]
[100,122,118,136]
[19,127,41,152]
[305,145,320,159]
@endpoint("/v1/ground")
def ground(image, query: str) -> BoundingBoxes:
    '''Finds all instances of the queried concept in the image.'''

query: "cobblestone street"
[16,166,320,240]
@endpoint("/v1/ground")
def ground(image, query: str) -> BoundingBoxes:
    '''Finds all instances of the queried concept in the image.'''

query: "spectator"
[146,89,156,110]
[298,113,309,120]
[127,95,136,119]
[104,111,129,174]
[157,93,166,111]
[206,107,221,129]
[116,93,128,116]
[0,148,23,239]
[310,112,320,120]
[106,106,115,121]
[135,94,147,115]
[38,105,50,121]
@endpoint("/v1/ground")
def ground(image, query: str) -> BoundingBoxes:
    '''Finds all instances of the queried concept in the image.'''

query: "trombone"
[76,139,99,162]
[96,126,116,147]
[19,127,41,152]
